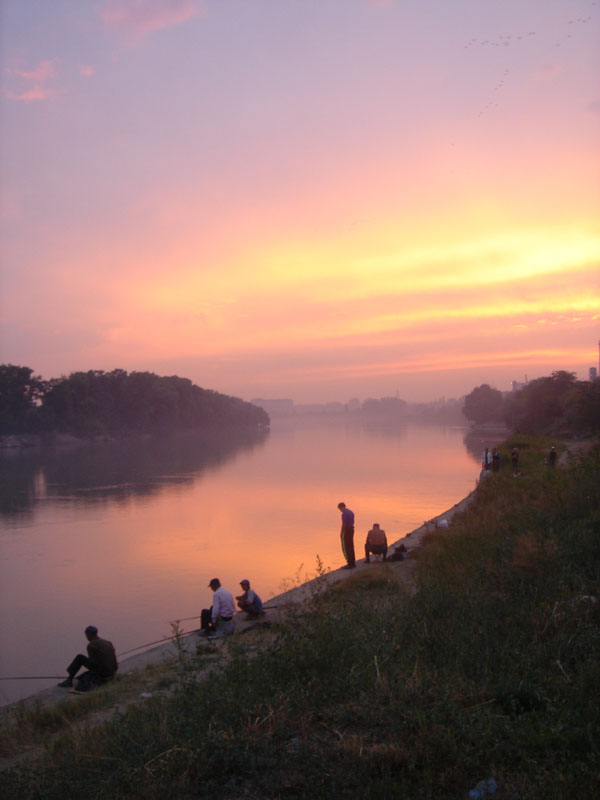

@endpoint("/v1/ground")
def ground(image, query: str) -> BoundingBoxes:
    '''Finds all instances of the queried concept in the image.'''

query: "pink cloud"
[96,0,200,40]
[79,64,95,77]
[3,58,61,102]
[4,86,61,101]
[6,58,58,82]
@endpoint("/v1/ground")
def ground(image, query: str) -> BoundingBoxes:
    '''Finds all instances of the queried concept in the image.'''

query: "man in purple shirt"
[337,502,356,569]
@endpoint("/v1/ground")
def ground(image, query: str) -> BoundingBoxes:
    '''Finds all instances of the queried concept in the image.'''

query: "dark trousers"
[201,608,215,632]
[238,599,262,618]
[66,653,92,678]
[66,654,109,690]
[365,543,387,560]
[341,526,355,567]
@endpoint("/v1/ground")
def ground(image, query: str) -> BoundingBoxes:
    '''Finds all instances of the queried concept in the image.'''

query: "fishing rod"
[0,675,65,681]
[168,606,279,626]
[118,629,200,657]
[1,610,281,680]
[0,631,201,680]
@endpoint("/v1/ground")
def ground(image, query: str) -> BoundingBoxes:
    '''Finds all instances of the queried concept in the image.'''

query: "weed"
[2,437,599,798]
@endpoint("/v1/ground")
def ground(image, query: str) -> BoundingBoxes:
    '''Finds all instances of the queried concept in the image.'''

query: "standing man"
[337,502,356,569]
[202,578,236,638]
[482,447,492,471]
[491,448,500,472]
[511,448,520,476]
[57,625,118,691]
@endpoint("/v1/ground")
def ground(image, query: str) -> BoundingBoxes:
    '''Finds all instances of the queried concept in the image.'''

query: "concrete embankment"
[1,488,477,717]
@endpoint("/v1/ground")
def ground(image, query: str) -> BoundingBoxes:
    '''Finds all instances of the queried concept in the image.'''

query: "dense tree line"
[0,365,269,436]
[463,371,600,437]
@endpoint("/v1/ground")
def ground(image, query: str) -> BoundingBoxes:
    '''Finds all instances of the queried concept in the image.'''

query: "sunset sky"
[1,0,599,403]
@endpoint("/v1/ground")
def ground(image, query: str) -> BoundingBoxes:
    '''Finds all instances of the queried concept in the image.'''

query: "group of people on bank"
[57,580,265,691]
[199,577,264,639]
[482,445,557,478]
[482,445,521,476]
[58,503,389,691]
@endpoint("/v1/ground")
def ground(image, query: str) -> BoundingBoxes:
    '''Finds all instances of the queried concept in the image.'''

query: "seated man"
[57,625,118,691]
[236,579,264,619]
[364,523,388,563]
[201,578,236,638]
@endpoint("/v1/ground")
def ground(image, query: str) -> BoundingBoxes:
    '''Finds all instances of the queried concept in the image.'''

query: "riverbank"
[3,433,598,798]
[0,488,476,718]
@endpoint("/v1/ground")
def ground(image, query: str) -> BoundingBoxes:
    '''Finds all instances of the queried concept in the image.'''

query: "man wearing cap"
[201,578,236,638]
[236,579,264,619]
[57,625,118,690]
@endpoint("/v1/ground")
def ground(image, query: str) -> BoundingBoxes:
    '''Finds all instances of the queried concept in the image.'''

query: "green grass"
[2,435,600,798]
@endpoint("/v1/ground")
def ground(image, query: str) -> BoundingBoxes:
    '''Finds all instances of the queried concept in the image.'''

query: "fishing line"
[168,605,278,626]
[1,609,279,679]
[117,630,199,657]
[0,675,65,681]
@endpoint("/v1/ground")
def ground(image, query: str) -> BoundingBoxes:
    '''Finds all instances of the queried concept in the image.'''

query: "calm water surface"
[0,418,482,704]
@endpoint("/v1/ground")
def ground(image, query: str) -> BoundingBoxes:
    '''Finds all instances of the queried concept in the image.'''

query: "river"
[0,417,485,705]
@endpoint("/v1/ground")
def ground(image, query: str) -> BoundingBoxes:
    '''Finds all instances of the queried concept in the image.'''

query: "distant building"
[346,397,361,413]
[251,398,295,417]
[590,367,598,382]
[511,380,527,392]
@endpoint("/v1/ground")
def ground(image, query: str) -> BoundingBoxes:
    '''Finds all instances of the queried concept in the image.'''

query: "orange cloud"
[115,220,597,354]
[96,0,200,40]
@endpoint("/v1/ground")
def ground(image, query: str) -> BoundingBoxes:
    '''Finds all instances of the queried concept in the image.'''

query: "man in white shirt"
[201,578,236,638]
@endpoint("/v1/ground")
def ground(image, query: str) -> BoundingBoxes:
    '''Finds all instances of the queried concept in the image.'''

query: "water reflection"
[463,428,510,464]
[0,427,269,519]
[1,420,482,706]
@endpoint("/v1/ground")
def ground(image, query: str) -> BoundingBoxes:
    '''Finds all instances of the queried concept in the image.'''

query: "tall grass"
[2,435,599,798]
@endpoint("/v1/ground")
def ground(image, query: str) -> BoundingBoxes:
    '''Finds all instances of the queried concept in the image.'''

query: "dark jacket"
[87,637,118,678]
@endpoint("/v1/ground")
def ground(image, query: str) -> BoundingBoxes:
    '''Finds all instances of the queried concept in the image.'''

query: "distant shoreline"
[0,424,269,450]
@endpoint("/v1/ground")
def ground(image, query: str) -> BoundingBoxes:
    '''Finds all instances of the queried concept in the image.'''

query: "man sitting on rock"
[57,625,118,691]
[364,523,388,563]
[236,579,264,619]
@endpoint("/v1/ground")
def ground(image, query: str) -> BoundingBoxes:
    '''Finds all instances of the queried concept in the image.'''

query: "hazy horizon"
[1,1,598,404]
[1,364,588,405]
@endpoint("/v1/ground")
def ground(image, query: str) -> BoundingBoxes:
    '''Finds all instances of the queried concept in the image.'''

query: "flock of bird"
[461,8,597,120]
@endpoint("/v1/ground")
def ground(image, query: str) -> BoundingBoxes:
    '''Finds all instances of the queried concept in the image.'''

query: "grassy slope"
[2,434,599,799]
